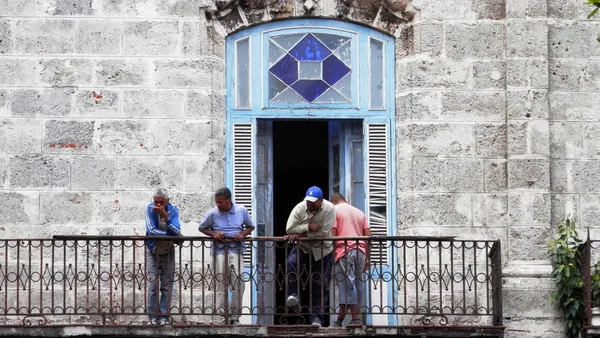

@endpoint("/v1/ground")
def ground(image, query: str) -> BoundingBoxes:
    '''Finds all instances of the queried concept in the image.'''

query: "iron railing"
[0,236,502,327]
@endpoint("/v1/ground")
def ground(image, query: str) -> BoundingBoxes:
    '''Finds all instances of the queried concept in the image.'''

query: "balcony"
[0,236,503,337]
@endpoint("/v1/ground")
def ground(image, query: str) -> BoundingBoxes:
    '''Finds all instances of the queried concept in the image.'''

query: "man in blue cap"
[284,186,335,327]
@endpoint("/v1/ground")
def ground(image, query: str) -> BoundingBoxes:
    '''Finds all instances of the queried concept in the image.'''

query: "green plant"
[584,0,600,42]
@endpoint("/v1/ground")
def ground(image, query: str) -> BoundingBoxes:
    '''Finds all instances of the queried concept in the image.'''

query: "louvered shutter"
[366,123,389,265]
[232,123,253,266]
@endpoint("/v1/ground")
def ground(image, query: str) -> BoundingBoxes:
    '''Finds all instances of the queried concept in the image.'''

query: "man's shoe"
[150,317,160,325]
[310,319,323,328]
[286,295,300,313]
[349,319,362,326]
[159,317,168,325]
[230,319,239,325]
[332,319,343,328]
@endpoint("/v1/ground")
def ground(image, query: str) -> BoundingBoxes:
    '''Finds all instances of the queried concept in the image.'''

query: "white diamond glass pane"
[334,40,351,66]
[269,41,286,67]
[313,88,349,103]
[369,39,384,109]
[313,33,351,51]
[299,62,322,80]
[270,87,306,104]
[271,34,306,51]
[268,73,287,100]
[236,38,250,109]
[332,73,351,100]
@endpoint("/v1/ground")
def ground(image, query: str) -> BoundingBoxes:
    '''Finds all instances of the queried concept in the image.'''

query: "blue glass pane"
[268,73,287,100]
[313,88,349,103]
[313,33,350,51]
[322,55,351,86]
[269,54,298,86]
[269,41,287,67]
[271,87,306,104]
[291,80,329,102]
[271,34,306,51]
[289,34,331,61]
[334,40,351,66]
[332,73,351,100]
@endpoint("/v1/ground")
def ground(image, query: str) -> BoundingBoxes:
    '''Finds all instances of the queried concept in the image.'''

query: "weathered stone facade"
[0,0,599,336]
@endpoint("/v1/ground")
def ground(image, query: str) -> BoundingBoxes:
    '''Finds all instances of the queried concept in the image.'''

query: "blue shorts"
[333,249,366,305]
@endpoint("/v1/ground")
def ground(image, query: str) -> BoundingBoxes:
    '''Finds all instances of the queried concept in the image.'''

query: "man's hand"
[152,205,168,219]
[212,232,225,241]
[233,232,246,242]
[308,223,321,232]
[284,234,300,244]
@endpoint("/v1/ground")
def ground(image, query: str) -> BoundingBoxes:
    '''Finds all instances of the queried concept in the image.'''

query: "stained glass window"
[268,33,352,104]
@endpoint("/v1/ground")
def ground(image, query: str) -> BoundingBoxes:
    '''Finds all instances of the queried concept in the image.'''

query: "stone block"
[472,193,508,227]
[76,19,123,54]
[38,58,93,86]
[96,120,151,154]
[509,226,553,262]
[509,193,551,225]
[91,191,118,224]
[0,18,11,54]
[157,0,206,16]
[42,120,94,152]
[53,0,95,15]
[154,59,224,89]
[397,123,412,157]
[116,156,183,190]
[507,121,527,155]
[407,60,470,89]
[550,22,600,59]
[411,123,475,156]
[472,0,506,19]
[40,192,92,225]
[582,62,600,91]
[506,90,548,119]
[0,0,52,15]
[441,92,505,121]
[101,0,158,16]
[73,90,120,117]
[550,193,578,228]
[0,157,8,187]
[0,119,42,154]
[550,122,582,159]
[96,59,149,86]
[187,89,225,119]
[506,0,547,17]
[416,22,443,57]
[507,159,550,190]
[0,91,6,116]
[549,60,583,91]
[123,20,179,56]
[410,0,473,20]
[580,194,600,229]
[440,158,484,192]
[548,0,577,19]
[473,61,506,89]
[504,318,563,338]
[550,92,600,121]
[123,89,185,118]
[411,157,439,191]
[14,19,75,54]
[484,159,507,192]
[445,23,504,59]
[476,123,507,157]
[72,156,116,190]
[531,120,550,156]
[184,155,212,191]
[572,161,600,193]
[170,191,213,225]
[182,20,207,56]
[9,88,74,117]
[9,155,70,188]
[507,59,549,89]
[396,93,411,122]
[0,59,36,86]
[115,191,152,224]
[549,160,569,192]
[0,192,39,225]
[407,91,440,121]
[582,124,600,158]
[507,21,548,58]
[401,193,472,227]
[396,159,412,192]
[150,120,211,155]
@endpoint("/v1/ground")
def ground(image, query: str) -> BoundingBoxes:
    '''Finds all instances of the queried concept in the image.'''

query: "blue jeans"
[146,249,175,321]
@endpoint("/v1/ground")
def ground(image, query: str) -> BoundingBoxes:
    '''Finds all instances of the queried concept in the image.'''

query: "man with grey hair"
[145,188,182,325]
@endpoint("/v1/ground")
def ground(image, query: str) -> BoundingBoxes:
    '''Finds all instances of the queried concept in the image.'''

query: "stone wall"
[1,0,600,336]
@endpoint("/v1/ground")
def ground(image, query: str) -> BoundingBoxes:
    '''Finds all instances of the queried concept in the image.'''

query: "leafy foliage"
[585,0,600,42]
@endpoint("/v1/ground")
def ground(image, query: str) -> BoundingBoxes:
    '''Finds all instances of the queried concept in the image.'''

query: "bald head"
[330,192,346,205]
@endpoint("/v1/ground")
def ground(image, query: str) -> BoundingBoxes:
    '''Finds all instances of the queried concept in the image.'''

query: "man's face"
[215,196,231,212]
[306,199,322,212]
[154,196,168,208]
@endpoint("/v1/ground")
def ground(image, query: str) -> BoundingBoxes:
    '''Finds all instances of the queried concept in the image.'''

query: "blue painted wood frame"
[225,18,397,325]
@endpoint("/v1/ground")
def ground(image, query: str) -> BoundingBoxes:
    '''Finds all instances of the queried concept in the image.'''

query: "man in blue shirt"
[199,187,255,325]
[144,188,182,325]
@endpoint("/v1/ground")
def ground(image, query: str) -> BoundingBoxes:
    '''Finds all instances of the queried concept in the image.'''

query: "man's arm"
[166,206,182,236]
[307,207,335,238]
[198,211,217,237]
[238,208,255,237]
[145,206,167,236]
[285,205,309,235]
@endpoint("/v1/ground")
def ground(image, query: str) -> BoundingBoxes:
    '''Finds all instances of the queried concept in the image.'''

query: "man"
[144,188,182,325]
[329,192,371,327]
[198,187,255,325]
[285,186,335,328]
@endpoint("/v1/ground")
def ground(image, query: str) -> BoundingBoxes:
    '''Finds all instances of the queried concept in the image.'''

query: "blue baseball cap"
[304,186,323,202]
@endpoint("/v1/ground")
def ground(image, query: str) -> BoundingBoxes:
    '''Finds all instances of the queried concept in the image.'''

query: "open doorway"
[272,120,329,325]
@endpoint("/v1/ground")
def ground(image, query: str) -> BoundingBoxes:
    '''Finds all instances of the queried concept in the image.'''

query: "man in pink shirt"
[330,192,371,327]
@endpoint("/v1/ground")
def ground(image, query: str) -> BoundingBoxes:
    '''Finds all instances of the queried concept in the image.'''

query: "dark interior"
[272,120,329,325]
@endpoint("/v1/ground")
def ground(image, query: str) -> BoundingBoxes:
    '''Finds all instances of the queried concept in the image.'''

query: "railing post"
[583,238,592,328]
[490,240,503,326]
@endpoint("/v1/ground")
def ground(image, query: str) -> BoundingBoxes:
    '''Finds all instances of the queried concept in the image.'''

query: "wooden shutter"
[366,123,389,264]
[232,123,253,266]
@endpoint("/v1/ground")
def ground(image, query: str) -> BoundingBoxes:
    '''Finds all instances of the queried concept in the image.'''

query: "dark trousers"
[287,246,333,322]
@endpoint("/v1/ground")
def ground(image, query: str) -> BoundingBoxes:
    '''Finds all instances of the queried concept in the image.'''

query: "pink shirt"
[332,202,369,262]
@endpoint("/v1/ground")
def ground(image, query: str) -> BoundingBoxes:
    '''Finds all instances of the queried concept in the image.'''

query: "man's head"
[330,192,346,205]
[153,188,170,208]
[214,187,233,212]
[304,186,323,212]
